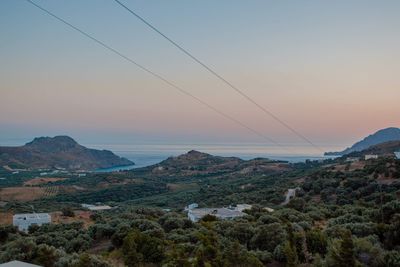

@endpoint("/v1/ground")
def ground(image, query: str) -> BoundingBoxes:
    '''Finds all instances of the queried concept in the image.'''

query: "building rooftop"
[13,213,50,220]
[87,205,112,211]
[0,260,42,267]
[189,208,245,218]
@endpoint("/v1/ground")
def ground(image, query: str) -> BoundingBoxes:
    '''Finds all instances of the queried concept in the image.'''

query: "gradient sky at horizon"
[1,0,399,152]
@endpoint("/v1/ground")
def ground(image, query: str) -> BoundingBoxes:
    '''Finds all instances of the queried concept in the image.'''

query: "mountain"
[137,150,290,176]
[325,127,400,156]
[346,140,400,158]
[0,136,133,170]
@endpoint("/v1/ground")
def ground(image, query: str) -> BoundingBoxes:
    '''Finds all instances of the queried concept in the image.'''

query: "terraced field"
[0,186,59,201]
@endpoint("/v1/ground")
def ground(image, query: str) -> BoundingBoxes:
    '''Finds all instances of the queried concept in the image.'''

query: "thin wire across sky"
[25,0,295,154]
[113,0,324,154]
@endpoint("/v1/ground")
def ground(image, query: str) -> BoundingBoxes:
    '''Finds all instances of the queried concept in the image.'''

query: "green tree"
[283,241,297,267]
[284,224,298,267]
[34,244,61,267]
[328,230,356,267]
[122,229,165,266]
[194,231,222,267]
[122,231,141,266]
[306,229,327,255]
[250,223,286,252]
[223,241,263,267]
[62,207,75,217]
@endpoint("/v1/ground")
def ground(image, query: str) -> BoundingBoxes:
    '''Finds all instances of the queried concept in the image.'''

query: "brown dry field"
[167,183,198,192]
[23,177,66,186]
[334,161,366,172]
[0,212,12,225]
[0,186,58,201]
[51,210,93,228]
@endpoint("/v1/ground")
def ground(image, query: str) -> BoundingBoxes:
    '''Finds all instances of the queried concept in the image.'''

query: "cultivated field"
[0,212,12,225]
[51,210,93,228]
[0,186,59,201]
[23,177,66,186]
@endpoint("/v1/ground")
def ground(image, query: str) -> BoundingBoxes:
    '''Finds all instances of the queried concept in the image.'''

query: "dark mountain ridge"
[345,140,400,158]
[136,150,290,176]
[325,127,400,156]
[0,136,133,170]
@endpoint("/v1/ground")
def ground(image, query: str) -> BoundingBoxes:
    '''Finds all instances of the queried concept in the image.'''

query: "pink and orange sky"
[0,0,399,151]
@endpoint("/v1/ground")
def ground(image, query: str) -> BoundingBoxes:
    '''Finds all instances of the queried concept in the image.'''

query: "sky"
[0,0,399,152]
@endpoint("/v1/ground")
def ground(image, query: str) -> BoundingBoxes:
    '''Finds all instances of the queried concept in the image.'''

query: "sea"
[90,143,341,172]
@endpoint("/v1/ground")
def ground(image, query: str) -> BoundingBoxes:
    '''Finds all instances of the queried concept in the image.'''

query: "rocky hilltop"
[325,127,400,156]
[0,136,133,170]
[345,140,400,158]
[137,150,290,176]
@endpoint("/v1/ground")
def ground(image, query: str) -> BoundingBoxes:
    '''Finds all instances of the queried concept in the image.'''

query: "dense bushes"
[1,157,400,266]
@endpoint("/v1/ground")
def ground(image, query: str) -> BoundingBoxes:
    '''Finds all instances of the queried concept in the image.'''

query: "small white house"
[346,157,359,163]
[0,260,42,267]
[188,207,245,222]
[88,205,111,211]
[185,203,198,211]
[395,152,400,159]
[264,207,274,212]
[13,213,51,232]
[81,204,112,211]
[365,154,378,160]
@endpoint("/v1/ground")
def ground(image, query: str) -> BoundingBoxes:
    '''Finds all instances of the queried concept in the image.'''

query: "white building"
[81,204,112,211]
[365,154,378,160]
[346,157,359,162]
[184,203,198,211]
[264,207,274,212]
[13,213,51,232]
[188,207,246,222]
[395,152,400,159]
[235,204,252,212]
[0,260,42,267]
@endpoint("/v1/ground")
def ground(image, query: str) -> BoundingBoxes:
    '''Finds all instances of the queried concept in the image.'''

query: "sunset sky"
[1,0,399,151]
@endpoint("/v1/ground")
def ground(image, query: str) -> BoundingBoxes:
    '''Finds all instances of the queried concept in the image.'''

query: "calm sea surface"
[91,143,341,172]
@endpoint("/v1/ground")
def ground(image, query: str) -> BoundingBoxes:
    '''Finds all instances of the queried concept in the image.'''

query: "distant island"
[0,135,133,171]
[325,127,400,156]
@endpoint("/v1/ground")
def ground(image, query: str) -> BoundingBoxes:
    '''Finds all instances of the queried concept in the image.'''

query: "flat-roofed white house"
[346,157,360,162]
[188,203,198,210]
[88,205,112,211]
[81,204,112,211]
[13,213,51,232]
[0,260,42,267]
[395,152,400,159]
[365,154,378,160]
[188,207,246,222]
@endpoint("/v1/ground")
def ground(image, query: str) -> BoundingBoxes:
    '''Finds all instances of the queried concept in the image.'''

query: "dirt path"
[282,187,300,205]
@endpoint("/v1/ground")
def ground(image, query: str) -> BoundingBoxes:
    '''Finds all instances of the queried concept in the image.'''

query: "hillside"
[1,150,400,266]
[137,150,290,177]
[345,140,400,158]
[0,136,133,170]
[2,150,400,266]
[325,127,400,156]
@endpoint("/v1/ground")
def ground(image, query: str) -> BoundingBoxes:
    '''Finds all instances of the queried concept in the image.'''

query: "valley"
[0,143,399,266]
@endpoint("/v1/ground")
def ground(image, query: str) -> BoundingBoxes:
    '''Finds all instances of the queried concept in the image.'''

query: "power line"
[114,0,324,153]
[25,0,293,154]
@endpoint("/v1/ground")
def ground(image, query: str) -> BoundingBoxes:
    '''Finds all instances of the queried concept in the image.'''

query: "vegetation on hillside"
[0,153,399,266]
